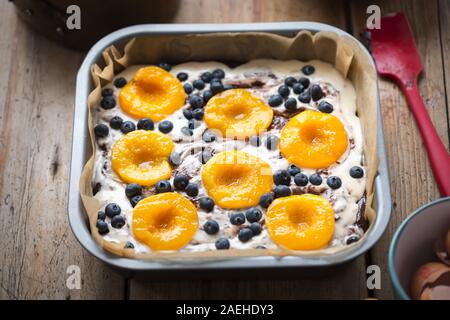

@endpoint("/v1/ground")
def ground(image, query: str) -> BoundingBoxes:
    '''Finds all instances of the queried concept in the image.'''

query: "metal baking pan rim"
[69,22,392,272]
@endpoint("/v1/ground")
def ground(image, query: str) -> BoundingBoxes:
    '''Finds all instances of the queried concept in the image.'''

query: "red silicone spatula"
[367,12,450,196]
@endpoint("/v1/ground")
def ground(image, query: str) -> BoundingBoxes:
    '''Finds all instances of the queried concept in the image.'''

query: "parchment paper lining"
[80,31,378,261]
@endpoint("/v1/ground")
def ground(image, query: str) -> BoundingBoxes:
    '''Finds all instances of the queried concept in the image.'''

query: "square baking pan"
[68,22,391,277]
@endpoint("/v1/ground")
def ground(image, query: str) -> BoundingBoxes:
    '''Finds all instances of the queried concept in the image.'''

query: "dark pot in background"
[12,0,181,51]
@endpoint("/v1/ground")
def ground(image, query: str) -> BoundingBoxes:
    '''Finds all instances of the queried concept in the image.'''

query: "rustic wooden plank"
[129,0,369,300]
[439,0,450,140]
[172,0,348,26]
[130,257,368,299]
[0,2,125,299]
[350,0,450,299]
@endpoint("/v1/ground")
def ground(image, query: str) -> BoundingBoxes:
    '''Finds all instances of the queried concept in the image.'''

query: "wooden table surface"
[0,0,449,300]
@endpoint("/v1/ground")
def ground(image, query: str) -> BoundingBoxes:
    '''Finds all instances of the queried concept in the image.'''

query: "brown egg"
[419,269,450,300]
[410,262,450,300]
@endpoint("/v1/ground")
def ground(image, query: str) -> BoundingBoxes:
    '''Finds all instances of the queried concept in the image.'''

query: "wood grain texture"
[439,0,450,140]
[0,2,124,299]
[129,0,369,300]
[350,0,450,299]
[130,257,368,299]
[171,0,348,25]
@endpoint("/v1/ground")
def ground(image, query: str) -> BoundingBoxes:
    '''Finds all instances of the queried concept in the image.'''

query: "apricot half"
[204,89,273,139]
[265,194,335,250]
[132,193,198,251]
[279,110,348,169]
[119,66,186,122]
[201,150,273,209]
[111,130,174,186]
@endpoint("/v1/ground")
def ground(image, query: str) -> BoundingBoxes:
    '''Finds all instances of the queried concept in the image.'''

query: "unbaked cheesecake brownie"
[91,59,367,255]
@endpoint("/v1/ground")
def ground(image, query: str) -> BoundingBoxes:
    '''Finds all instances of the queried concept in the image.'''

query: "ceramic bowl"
[389,196,450,299]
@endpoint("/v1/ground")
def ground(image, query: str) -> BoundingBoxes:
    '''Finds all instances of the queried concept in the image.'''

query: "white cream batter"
[92,59,367,254]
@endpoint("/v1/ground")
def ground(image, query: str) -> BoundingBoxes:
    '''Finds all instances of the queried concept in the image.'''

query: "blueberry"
[245,207,262,223]
[100,96,116,109]
[158,62,171,71]
[309,173,322,185]
[185,183,199,197]
[350,166,364,179]
[249,135,261,147]
[130,195,145,207]
[192,108,204,120]
[327,176,342,189]
[249,222,262,236]
[158,120,173,133]
[120,121,136,134]
[173,174,189,190]
[203,220,220,235]
[200,72,213,83]
[292,83,305,94]
[155,180,172,193]
[284,97,297,111]
[137,118,154,130]
[230,212,245,225]
[273,185,291,198]
[311,84,323,101]
[113,77,127,88]
[188,95,204,109]
[183,83,194,94]
[124,241,135,249]
[203,90,213,102]
[202,130,217,143]
[210,81,224,94]
[284,76,297,87]
[125,183,142,198]
[200,150,212,164]
[273,170,291,186]
[96,219,109,234]
[212,68,225,79]
[177,72,188,82]
[298,77,310,88]
[105,203,121,218]
[101,88,113,97]
[268,94,283,107]
[298,90,311,103]
[287,164,301,176]
[318,101,334,113]
[169,151,182,166]
[181,127,193,136]
[94,124,109,138]
[294,173,309,186]
[97,211,106,220]
[199,197,215,212]
[223,84,234,91]
[302,65,315,75]
[259,193,273,208]
[215,237,230,250]
[193,79,205,90]
[238,228,253,242]
[111,215,126,229]
[188,119,201,130]
[346,235,360,245]
[109,116,123,129]
[183,108,193,120]
[265,135,279,151]
[278,85,290,97]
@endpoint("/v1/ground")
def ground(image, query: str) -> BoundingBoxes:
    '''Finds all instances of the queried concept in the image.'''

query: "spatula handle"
[401,81,450,196]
